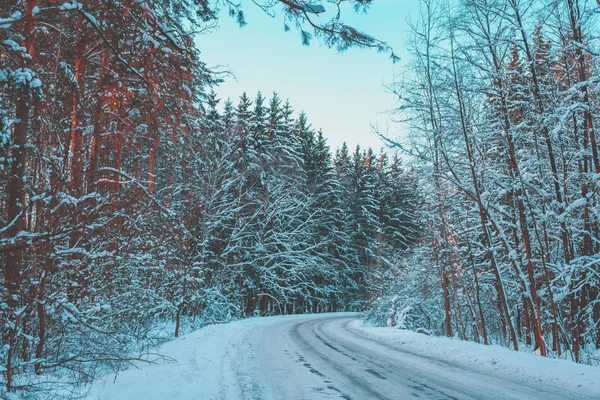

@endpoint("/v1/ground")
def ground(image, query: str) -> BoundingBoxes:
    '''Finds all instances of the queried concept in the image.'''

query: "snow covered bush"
[363,247,444,334]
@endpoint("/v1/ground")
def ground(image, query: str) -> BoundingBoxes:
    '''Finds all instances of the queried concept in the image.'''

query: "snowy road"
[88,313,600,400]
[254,315,583,400]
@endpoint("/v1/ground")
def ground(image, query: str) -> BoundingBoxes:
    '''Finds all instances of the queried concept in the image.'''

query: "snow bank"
[85,314,328,400]
[87,319,253,399]
[350,320,600,399]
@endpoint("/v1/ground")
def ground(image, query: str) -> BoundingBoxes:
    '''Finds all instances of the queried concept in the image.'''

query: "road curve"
[251,314,584,400]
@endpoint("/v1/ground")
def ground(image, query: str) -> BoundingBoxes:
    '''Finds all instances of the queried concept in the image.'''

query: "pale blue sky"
[195,1,421,152]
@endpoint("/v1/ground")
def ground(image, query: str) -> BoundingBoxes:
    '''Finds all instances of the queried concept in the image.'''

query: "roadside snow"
[350,320,600,399]
[86,314,328,400]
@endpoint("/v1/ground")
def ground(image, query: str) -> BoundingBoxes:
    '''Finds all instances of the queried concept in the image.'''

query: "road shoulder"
[350,319,600,399]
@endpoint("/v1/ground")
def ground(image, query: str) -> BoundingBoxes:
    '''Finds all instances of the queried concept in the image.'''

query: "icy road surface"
[88,313,600,400]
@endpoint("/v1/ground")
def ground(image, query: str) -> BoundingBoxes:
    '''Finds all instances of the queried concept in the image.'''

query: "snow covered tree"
[369,0,600,365]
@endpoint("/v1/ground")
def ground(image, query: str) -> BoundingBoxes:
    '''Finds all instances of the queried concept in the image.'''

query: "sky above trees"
[195,0,421,152]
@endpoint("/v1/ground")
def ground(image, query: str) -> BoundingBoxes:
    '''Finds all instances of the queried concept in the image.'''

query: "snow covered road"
[88,313,600,400]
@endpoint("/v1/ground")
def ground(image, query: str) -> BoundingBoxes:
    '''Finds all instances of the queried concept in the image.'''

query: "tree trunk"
[148,125,159,194]
[69,12,88,247]
[4,2,37,391]
[87,51,108,194]
[441,264,454,338]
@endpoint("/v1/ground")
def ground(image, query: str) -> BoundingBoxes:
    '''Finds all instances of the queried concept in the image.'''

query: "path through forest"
[87,313,600,399]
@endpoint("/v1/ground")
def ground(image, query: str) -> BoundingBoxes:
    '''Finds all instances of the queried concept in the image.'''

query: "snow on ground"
[86,313,600,400]
[351,320,600,399]
[85,313,326,400]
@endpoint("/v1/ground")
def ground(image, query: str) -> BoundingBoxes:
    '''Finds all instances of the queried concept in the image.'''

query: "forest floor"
[86,313,600,399]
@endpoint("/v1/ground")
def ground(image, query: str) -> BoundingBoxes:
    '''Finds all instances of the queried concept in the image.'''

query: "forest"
[0,0,418,395]
[366,0,600,367]
[1,0,600,397]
